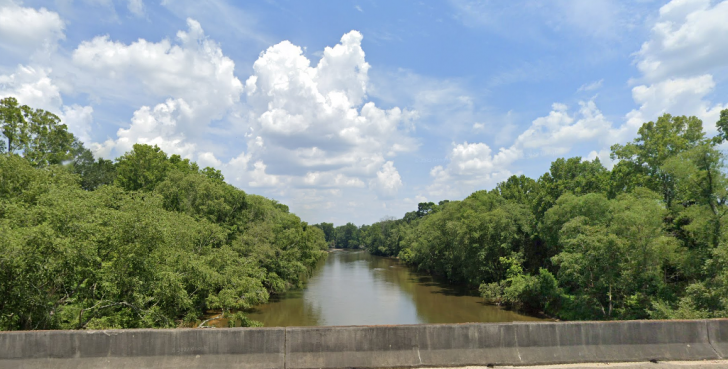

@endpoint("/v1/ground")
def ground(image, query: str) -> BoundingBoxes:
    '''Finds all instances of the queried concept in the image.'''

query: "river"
[240,249,544,327]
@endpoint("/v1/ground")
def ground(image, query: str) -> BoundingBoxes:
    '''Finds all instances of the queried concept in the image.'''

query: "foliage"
[3,95,728,326]
[0,99,327,330]
[357,110,728,321]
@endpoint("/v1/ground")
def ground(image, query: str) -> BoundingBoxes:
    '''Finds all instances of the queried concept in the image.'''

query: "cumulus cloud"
[619,75,726,140]
[427,141,519,197]
[110,98,198,158]
[79,26,416,211]
[618,0,728,143]
[0,65,95,143]
[0,66,61,111]
[369,161,403,197]
[75,19,244,158]
[73,18,242,110]
[426,98,615,197]
[515,100,612,156]
[636,0,728,82]
[0,1,65,58]
[234,30,416,196]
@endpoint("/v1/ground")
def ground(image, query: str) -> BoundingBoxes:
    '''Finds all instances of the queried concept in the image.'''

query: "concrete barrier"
[285,323,521,368]
[512,320,719,365]
[0,320,726,369]
[707,319,728,358]
[0,328,285,369]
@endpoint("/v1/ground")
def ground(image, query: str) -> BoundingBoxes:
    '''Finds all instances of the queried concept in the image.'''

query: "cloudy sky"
[1,0,727,225]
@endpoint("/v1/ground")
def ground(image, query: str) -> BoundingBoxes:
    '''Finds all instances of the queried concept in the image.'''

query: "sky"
[1,0,727,226]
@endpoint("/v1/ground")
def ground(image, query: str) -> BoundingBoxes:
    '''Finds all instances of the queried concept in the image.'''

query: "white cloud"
[427,141,519,198]
[127,0,145,17]
[301,172,365,188]
[577,79,603,92]
[197,151,222,169]
[369,161,403,198]
[248,161,281,187]
[426,98,615,197]
[636,0,728,82]
[0,1,65,58]
[0,65,94,144]
[73,18,242,109]
[235,30,417,196]
[515,100,612,156]
[617,75,726,141]
[112,98,197,158]
[0,66,61,112]
[62,105,94,144]
[76,19,244,158]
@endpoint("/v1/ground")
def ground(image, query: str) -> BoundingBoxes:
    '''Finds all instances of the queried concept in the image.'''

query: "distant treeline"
[0,97,328,330]
[319,111,728,321]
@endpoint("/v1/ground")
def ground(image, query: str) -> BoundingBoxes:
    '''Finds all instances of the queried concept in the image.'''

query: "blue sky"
[1,0,727,225]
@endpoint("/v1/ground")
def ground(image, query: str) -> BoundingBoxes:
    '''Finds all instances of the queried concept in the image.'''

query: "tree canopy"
[2,95,728,327]
[0,99,327,330]
[357,110,728,321]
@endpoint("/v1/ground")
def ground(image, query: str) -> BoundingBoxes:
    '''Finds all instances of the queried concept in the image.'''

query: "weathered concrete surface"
[0,328,284,369]
[512,320,718,365]
[707,319,728,358]
[285,323,520,368]
[284,320,725,369]
[1,320,727,369]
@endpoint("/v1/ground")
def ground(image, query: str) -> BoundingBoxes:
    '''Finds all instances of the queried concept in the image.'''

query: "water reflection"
[244,250,544,326]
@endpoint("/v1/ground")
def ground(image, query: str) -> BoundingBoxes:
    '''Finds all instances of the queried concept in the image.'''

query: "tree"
[334,222,360,249]
[22,107,75,166]
[0,98,75,166]
[69,140,117,190]
[494,175,539,206]
[533,157,608,219]
[115,144,171,191]
[201,167,225,183]
[713,109,728,145]
[611,114,705,207]
[0,97,27,154]
[313,222,335,245]
[416,202,436,217]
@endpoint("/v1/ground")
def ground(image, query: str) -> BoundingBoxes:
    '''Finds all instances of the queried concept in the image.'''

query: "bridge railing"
[1,319,727,368]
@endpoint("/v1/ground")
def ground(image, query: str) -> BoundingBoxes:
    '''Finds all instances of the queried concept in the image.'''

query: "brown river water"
[205,249,544,327]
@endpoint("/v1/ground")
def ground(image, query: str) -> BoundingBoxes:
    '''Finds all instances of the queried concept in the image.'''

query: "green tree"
[115,144,171,191]
[713,109,728,144]
[0,97,27,154]
[69,140,117,190]
[611,114,705,206]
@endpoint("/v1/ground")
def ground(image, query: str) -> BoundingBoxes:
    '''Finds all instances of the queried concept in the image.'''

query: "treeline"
[357,112,728,321]
[311,222,362,249]
[312,203,449,249]
[0,97,328,330]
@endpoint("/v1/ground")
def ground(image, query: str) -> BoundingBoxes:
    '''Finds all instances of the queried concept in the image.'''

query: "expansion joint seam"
[284,328,287,369]
[514,326,522,364]
[706,320,723,360]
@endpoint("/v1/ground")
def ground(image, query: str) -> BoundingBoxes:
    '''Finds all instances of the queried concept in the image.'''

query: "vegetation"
[312,222,363,249]
[0,97,328,330]
[357,111,728,321]
[3,93,728,328]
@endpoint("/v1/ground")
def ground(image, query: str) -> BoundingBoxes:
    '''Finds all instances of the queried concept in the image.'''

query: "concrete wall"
[1,320,726,369]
